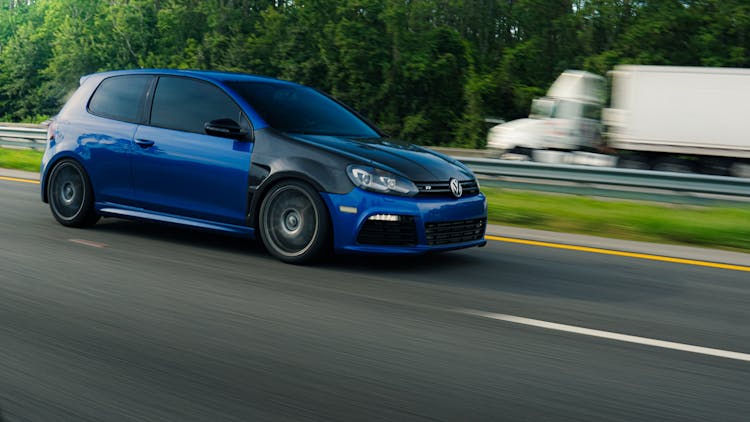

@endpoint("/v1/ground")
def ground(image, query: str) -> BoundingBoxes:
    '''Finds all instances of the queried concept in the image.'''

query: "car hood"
[287,134,475,182]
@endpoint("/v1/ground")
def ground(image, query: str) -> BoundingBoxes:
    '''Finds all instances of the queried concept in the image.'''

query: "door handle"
[135,139,155,148]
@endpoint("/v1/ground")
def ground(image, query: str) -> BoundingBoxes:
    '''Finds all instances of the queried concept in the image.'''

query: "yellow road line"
[486,235,750,273]
[0,176,39,184]
[1,173,747,272]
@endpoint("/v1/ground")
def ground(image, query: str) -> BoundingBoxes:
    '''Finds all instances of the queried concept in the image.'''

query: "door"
[84,74,154,205]
[132,76,253,226]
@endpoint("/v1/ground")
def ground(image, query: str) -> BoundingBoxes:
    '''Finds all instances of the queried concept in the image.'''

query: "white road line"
[68,238,107,248]
[460,309,750,363]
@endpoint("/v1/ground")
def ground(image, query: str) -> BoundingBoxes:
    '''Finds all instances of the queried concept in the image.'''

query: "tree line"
[0,0,747,147]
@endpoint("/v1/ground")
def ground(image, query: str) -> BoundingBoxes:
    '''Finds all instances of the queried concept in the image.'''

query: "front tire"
[259,180,331,264]
[47,159,99,227]
[616,154,650,170]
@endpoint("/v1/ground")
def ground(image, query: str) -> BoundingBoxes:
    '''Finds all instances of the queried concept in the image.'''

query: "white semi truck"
[488,65,750,176]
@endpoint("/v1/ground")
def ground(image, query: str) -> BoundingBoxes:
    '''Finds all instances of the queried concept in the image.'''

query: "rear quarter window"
[88,75,152,123]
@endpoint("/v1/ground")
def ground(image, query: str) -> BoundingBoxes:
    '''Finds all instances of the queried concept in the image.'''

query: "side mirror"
[204,118,251,140]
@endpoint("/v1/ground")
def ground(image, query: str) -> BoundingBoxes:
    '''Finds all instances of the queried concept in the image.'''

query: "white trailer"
[605,65,750,176]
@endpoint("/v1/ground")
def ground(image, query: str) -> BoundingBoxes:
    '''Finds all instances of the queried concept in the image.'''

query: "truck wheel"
[652,158,694,173]
[698,157,732,176]
[730,162,750,178]
[617,155,650,170]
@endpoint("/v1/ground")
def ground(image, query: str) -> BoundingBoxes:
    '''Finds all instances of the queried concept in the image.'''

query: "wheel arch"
[42,153,91,204]
[249,171,330,231]
[254,176,334,263]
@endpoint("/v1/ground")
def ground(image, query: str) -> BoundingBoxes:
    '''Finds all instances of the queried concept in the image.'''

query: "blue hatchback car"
[41,69,487,263]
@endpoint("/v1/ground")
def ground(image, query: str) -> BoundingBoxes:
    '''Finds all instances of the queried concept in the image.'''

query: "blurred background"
[1,2,750,421]
[0,0,749,251]
[0,0,748,148]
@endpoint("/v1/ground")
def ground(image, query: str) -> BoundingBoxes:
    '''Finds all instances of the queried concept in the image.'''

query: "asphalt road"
[1,179,749,421]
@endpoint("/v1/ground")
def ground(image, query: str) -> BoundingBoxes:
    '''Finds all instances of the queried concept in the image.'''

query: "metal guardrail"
[0,125,47,150]
[456,157,750,201]
[0,123,748,202]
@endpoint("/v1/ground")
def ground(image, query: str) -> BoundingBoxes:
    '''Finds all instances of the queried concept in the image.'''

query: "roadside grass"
[484,187,750,252]
[0,147,43,172]
[2,147,749,253]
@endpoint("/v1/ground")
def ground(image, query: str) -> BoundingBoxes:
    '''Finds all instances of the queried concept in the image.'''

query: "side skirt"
[96,202,256,238]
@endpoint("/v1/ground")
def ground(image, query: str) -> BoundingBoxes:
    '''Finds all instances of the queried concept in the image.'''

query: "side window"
[88,75,152,123]
[150,77,245,135]
[552,100,580,120]
[582,104,602,120]
[530,98,554,119]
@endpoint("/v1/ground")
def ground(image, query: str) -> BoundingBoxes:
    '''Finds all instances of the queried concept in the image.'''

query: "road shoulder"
[486,224,750,267]
[0,167,40,181]
[4,166,749,267]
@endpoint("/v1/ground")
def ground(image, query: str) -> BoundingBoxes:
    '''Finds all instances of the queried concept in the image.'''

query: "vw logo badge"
[449,178,462,198]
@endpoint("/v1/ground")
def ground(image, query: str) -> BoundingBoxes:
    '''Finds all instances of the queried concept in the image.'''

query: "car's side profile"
[41,69,487,263]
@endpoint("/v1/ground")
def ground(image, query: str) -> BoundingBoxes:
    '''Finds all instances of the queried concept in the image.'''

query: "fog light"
[368,214,401,222]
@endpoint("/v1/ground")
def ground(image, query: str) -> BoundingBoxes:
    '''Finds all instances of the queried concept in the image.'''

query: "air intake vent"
[425,218,486,245]
[357,216,417,246]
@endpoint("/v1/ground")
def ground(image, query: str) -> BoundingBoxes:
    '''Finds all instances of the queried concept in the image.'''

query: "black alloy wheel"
[47,159,99,227]
[259,180,331,264]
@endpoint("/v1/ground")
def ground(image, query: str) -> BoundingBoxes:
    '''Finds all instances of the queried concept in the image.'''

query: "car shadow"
[91,218,485,272]
[323,250,485,273]
[91,218,262,256]
[87,218,683,304]
[325,245,684,304]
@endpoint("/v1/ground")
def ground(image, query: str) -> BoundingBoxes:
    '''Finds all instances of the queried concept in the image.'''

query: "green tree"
[0,2,51,120]
[0,0,747,146]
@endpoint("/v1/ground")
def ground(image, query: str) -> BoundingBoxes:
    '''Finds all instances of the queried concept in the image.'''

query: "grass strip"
[0,147,43,172]
[2,147,749,253]
[483,187,750,253]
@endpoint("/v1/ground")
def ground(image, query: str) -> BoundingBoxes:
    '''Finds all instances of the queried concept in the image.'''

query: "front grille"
[415,180,480,198]
[357,216,417,246]
[425,218,486,245]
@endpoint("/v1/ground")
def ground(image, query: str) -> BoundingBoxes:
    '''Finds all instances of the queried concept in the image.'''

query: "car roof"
[81,69,299,86]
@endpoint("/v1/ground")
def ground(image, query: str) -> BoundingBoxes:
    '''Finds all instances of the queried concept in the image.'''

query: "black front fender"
[246,129,358,226]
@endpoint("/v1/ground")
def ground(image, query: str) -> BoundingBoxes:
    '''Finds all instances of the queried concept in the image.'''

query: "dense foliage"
[0,0,748,146]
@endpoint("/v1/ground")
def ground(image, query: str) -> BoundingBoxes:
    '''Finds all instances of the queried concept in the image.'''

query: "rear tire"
[730,162,750,178]
[259,180,331,264]
[652,157,694,173]
[47,159,99,227]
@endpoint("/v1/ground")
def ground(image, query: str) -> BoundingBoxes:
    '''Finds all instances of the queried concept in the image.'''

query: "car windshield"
[226,82,380,138]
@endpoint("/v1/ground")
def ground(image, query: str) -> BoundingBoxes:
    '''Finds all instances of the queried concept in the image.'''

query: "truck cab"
[487,70,605,159]
[529,96,603,151]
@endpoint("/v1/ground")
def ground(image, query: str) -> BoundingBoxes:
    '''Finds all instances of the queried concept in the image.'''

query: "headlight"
[346,165,418,196]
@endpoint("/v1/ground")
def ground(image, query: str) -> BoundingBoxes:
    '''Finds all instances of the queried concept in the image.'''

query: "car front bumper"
[321,188,488,255]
